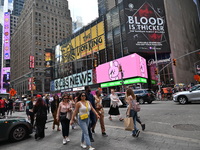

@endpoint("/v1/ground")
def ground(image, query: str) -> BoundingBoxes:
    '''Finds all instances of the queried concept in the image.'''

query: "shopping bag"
[117,100,123,106]
[124,117,134,131]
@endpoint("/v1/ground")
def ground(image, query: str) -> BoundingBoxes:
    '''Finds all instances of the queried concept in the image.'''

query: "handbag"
[60,112,67,121]
[124,117,134,131]
[117,100,123,106]
[80,101,89,120]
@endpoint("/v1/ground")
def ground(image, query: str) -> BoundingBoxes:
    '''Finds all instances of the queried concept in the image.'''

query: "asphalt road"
[0,101,200,150]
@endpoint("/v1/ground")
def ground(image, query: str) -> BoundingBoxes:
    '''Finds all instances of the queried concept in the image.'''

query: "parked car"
[173,84,200,104]
[133,89,156,104]
[0,116,33,142]
[102,92,127,107]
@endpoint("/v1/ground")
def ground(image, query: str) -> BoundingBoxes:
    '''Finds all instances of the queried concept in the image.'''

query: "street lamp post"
[119,64,124,92]
[150,46,161,94]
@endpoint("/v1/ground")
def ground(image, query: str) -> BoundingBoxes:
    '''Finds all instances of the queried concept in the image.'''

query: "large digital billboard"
[96,53,148,83]
[1,67,10,93]
[124,0,170,53]
[56,17,106,63]
[4,12,10,60]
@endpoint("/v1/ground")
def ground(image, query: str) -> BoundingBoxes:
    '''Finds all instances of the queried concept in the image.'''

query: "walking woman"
[56,94,73,145]
[51,94,61,131]
[70,92,100,150]
[33,97,47,140]
[92,90,108,137]
[108,89,123,121]
[126,89,140,137]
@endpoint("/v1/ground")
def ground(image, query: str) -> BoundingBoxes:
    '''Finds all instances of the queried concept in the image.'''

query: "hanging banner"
[124,0,170,53]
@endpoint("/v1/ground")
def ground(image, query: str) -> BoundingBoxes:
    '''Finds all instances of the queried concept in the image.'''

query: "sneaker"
[90,138,94,142]
[132,134,136,137]
[66,137,70,142]
[92,129,95,134]
[135,130,140,137]
[63,138,67,145]
[102,132,108,137]
[80,143,87,149]
[141,124,145,131]
[89,147,95,150]
[36,137,41,141]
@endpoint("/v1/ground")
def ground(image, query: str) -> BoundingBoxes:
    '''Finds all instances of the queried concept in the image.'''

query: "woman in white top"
[70,92,100,150]
[56,94,73,145]
[108,89,124,121]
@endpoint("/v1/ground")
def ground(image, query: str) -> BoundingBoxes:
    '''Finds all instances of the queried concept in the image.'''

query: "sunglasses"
[81,95,86,97]
[63,98,70,99]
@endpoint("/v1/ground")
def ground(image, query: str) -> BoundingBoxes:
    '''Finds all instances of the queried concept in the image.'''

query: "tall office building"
[10,0,25,35]
[12,0,24,16]
[98,0,122,16]
[10,0,72,96]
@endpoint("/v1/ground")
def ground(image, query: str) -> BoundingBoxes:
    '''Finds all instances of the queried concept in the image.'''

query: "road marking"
[106,125,200,144]
[152,121,171,125]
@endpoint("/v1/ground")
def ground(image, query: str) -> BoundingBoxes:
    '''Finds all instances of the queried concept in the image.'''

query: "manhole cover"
[173,124,200,131]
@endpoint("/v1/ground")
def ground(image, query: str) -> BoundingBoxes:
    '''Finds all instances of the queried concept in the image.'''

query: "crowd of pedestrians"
[0,86,146,150]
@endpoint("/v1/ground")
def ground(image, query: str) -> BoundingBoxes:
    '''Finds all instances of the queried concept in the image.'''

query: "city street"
[0,101,200,150]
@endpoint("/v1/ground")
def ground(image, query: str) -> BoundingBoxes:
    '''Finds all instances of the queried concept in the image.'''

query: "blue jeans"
[78,117,91,146]
[130,110,138,135]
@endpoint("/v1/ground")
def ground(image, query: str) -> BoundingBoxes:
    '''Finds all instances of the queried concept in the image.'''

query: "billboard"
[53,69,93,91]
[56,18,105,63]
[1,67,10,93]
[124,0,170,52]
[96,53,148,83]
[4,12,10,60]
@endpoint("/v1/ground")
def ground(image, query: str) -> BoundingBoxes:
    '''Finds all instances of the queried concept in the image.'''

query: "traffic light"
[93,59,98,67]
[173,59,176,66]
[154,68,158,75]
[32,77,35,84]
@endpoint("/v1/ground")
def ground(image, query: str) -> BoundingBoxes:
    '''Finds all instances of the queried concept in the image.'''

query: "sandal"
[119,118,124,121]
[109,117,112,121]
[57,128,61,131]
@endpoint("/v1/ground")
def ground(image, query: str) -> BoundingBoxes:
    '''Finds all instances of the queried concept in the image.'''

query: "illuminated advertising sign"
[124,0,170,52]
[53,70,93,91]
[4,12,10,60]
[100,78,147,88]
[28,78,33,91]
[29,56,35,68]
[96,53,148,83]
[56,19,105,63]
[1,67,10,93]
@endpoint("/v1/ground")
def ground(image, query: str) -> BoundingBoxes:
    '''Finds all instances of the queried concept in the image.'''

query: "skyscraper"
[12,0,24,16]
[10,0,72,95]
[98,0,122,16]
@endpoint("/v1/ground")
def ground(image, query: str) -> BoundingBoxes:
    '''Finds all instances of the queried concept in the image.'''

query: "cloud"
[68,0,98,25]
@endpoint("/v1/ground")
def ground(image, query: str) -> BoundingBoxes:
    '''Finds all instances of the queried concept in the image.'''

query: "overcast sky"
[68,0,98,25]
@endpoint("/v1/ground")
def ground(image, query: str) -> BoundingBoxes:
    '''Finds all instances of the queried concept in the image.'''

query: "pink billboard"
[96,53,148,83]
[4,12,10,60]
